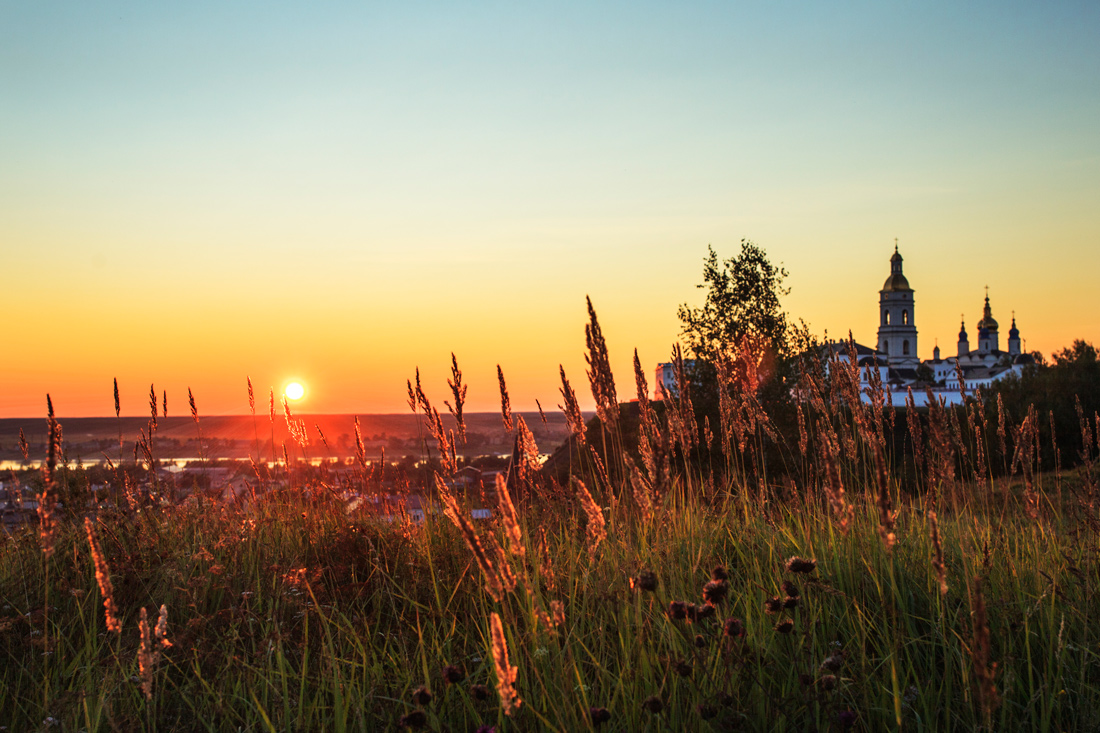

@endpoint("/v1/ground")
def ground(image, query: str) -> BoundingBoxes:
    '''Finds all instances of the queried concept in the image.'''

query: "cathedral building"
[829,244,1034,406]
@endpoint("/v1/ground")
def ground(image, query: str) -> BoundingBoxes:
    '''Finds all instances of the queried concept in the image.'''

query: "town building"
[830,244,1035,406]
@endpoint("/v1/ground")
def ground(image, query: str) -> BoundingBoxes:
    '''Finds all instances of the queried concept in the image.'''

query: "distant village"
[0,412,567,533]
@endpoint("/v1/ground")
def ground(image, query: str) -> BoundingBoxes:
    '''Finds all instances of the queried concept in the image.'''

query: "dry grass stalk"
[905,388,925,478]
[818,425,853,534]
[138,606,169,700]
[515,416,540,480]
[494,473,526,561]
[247,377,255,416]
[188,388,199,422]
[629,461,654,523]
[113,377,121,419]
[148,384,158,431]
[584,296,619,433]
[18,428,28,461]
[354,416,366,469]
[446,353,467,444]
[551,599,565,627]
[39,395,60,557]
[954,360,967,402]
[796,402,808,458]
[928,510,948,596]
[870,438,897,550]
[574,478,607,553]
[489,612,522,716]
[498,365,513,432]
[269,388,276,423]
[536,399,547,424]
[162,389,167,419]
[84,518,122,634]
[667,344,698,457]
[315,424,330,450]
[969,578,1000,720]
[435,474,514,602]
[632,349,668,491]
[1012,406,1041,520]
[558,366,587,447]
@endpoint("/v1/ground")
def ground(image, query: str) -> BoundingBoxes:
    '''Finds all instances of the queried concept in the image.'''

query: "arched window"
[902,309,909,325]
[883,342,889,355]
[903,340,910,355]
[884,311,891,325]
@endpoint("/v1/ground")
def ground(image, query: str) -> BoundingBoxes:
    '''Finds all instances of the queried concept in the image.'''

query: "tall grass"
[2,309,1099,731]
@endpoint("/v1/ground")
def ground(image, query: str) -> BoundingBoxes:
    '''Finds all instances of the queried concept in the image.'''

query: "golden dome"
[882,273,911,292]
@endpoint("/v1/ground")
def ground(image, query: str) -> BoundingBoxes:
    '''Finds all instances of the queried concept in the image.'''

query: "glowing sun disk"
[285,382,305,400]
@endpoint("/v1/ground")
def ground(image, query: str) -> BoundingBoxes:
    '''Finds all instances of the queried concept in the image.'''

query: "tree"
[674,242,813,485]
[677,241,791,363]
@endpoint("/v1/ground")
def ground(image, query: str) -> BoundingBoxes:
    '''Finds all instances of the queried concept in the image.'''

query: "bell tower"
[876,241,919,366]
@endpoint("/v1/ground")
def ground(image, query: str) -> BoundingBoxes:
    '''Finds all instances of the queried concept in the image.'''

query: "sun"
[285,382,305,401]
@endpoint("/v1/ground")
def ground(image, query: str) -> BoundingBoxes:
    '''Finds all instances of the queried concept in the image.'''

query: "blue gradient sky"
[2,2,1097,416]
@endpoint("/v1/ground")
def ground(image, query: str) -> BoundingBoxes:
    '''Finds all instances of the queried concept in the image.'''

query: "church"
[829,244,1035,406]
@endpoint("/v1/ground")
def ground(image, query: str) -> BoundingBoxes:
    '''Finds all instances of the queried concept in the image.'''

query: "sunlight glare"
[285,382,305,401]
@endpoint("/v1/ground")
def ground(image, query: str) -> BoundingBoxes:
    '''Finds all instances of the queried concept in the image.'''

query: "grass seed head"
[489,612,521,716]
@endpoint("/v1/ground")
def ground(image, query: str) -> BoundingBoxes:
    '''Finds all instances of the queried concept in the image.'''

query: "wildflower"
[641,696,664,714]
[764,596,784,614]
[689,603,716,622]
[398,710,428,729]
[775,619,795,634]
[819,674,838,691]
[836,710,857,729]
[589,707,611,726]
[702,579,729,605]
[783,595,799,610]
[820,654,844,672]
[694,634,707,649]
[442,665,466,685]
[711,565,729,581]
[723,617,745,638]
[780,580,799,598]
[470,684,491,701]
[411,686,432,706]
[696,703,718,720]
[635,569,658,592]
[784,557,817,574]
[668,601,688,621]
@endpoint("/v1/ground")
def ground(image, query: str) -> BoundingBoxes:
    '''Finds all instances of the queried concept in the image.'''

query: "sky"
[2,1,1098,418]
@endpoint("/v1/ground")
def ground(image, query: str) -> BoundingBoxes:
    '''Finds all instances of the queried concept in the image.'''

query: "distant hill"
[0,412,572,464]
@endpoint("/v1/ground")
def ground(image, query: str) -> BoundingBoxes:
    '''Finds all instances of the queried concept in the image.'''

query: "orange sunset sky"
[2,2,1098,418]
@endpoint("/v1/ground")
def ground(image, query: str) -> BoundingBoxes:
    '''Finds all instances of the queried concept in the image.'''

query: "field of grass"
[3,330,1100,731]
